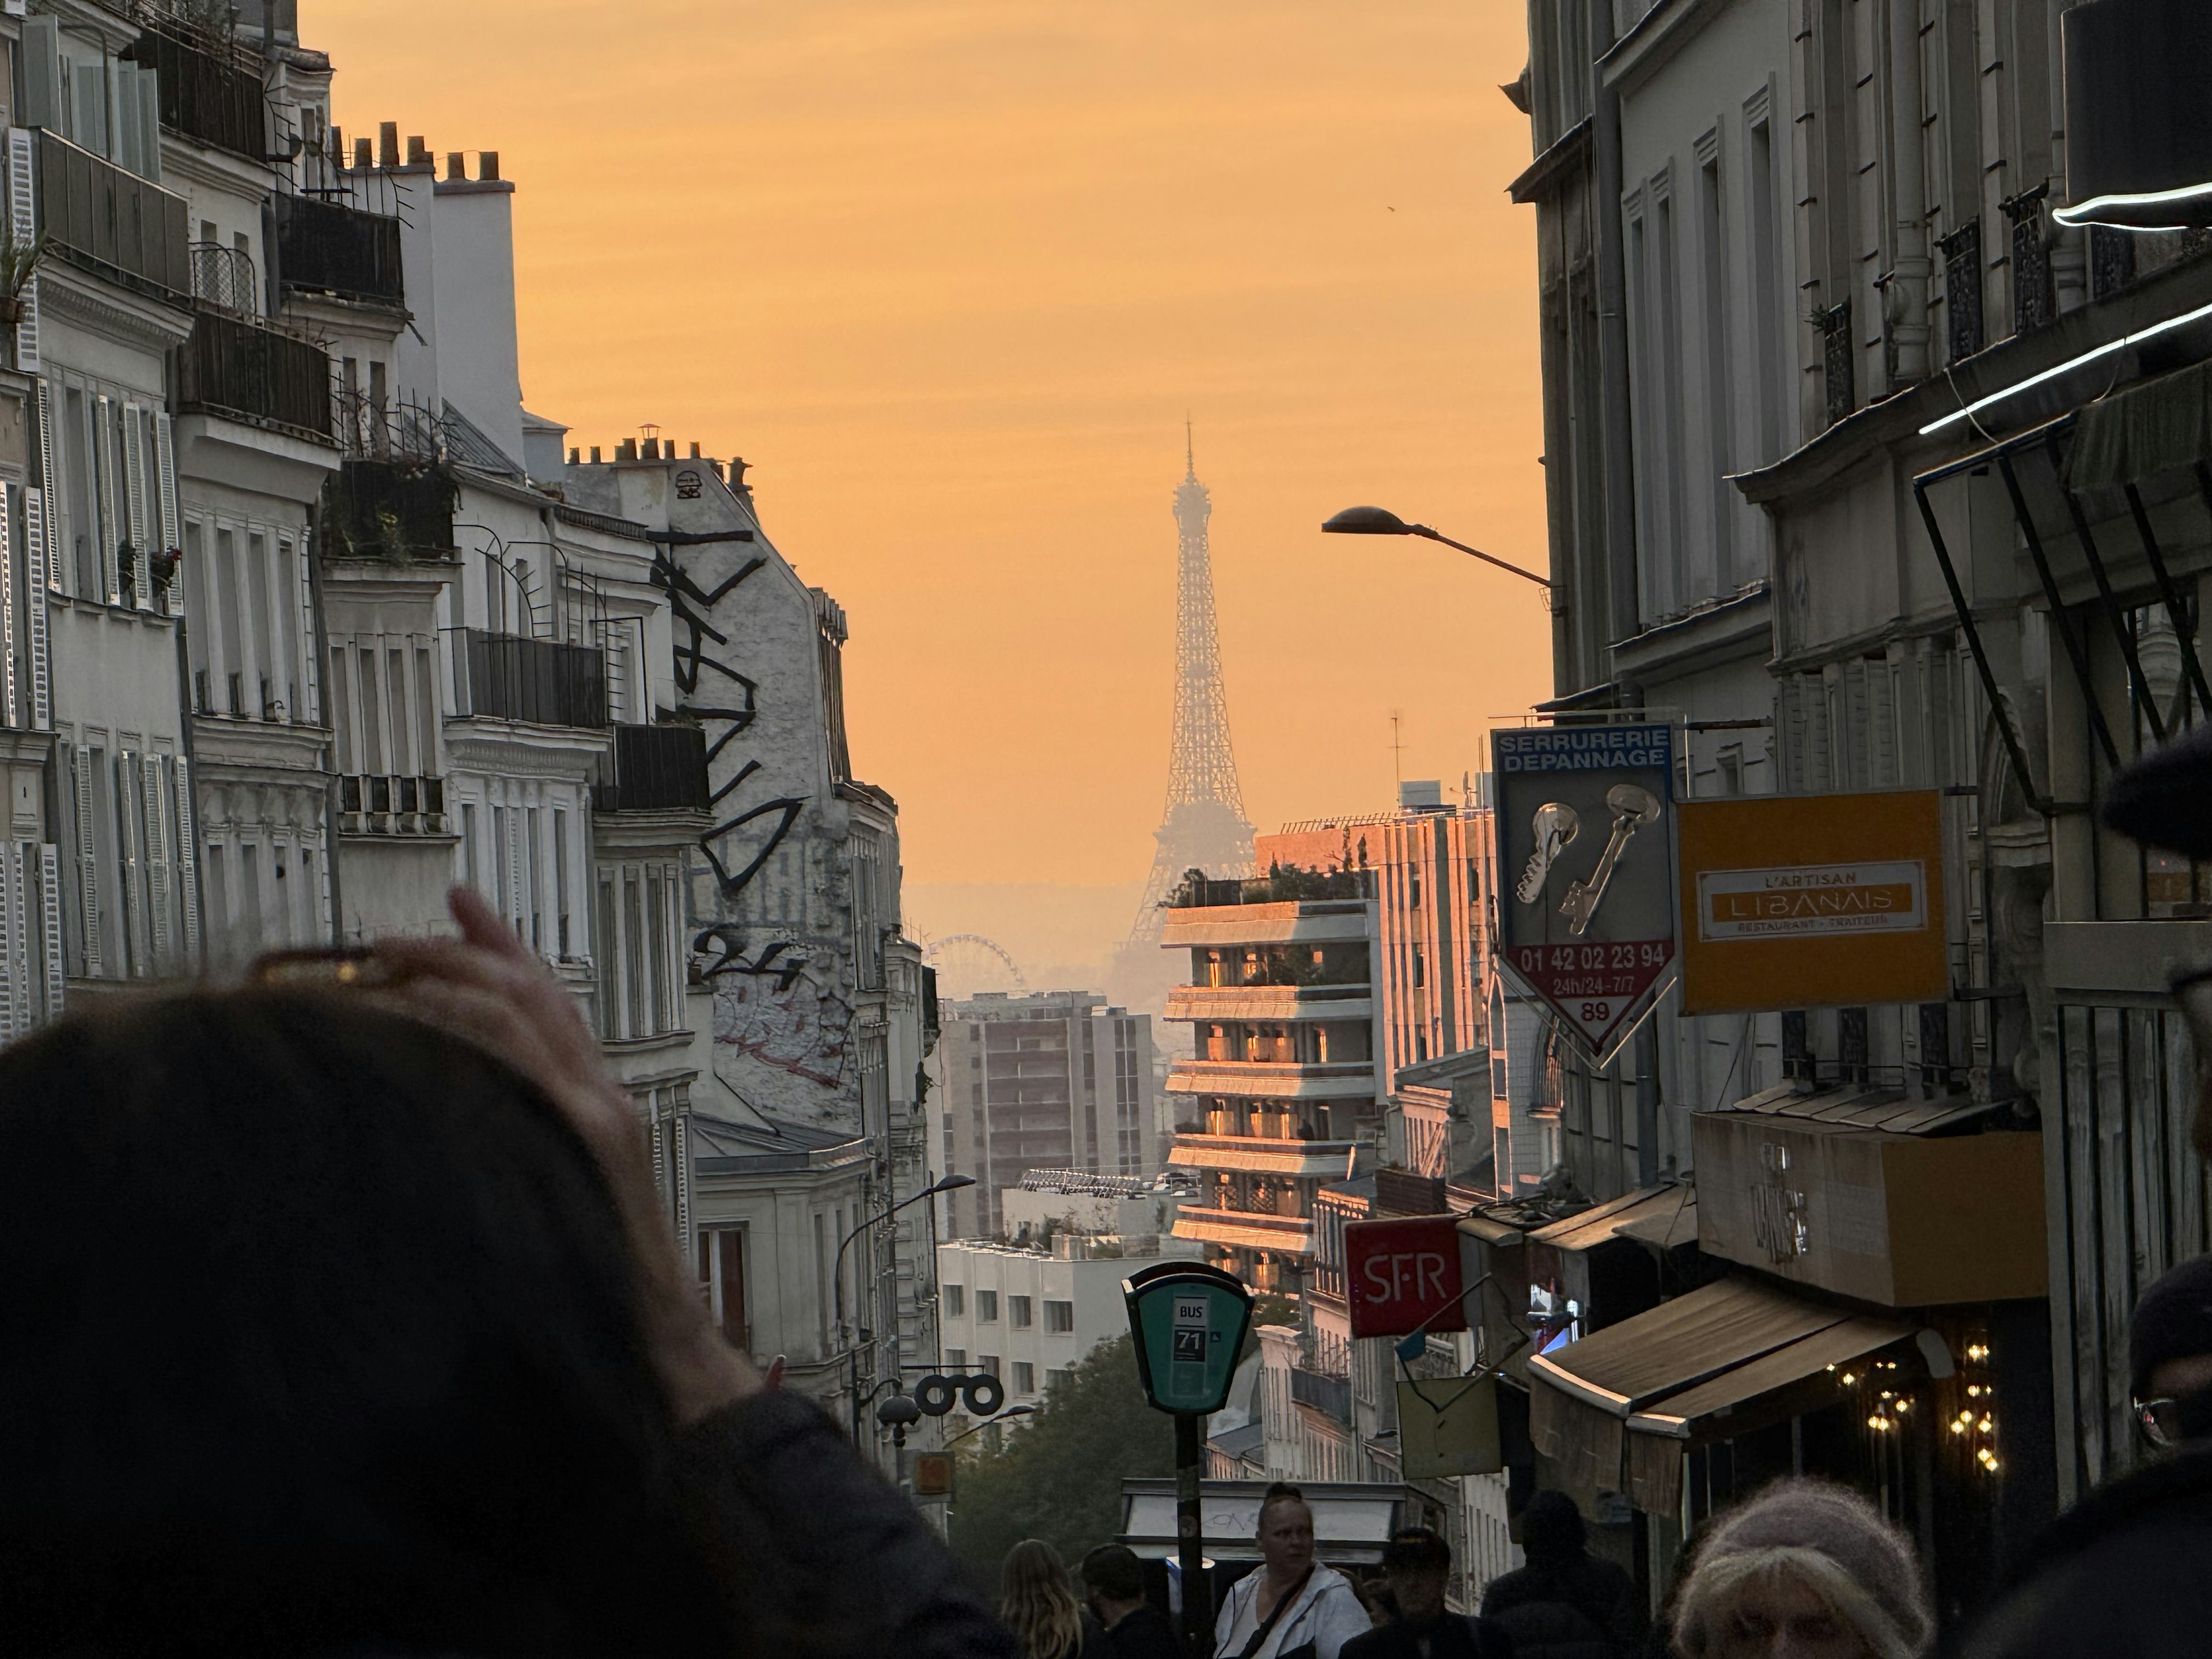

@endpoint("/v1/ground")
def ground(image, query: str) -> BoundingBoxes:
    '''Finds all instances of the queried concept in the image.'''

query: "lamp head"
[876,1393,922,1427]
[1322,506,1415,536]
[930,1174,978,1195]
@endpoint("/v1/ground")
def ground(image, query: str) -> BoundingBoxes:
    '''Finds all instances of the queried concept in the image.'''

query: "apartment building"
[937,988,1160,1237]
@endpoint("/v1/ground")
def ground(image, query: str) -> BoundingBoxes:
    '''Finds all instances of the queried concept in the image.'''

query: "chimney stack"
[590,445,603,463]
[406,135,430,168]
[353,136,372,171]
[377,122,398,168]
[446,151,468,181]
[567,446,579,465]
[480,151,501,182]
[689,441,700,458]
[616,438,637,461]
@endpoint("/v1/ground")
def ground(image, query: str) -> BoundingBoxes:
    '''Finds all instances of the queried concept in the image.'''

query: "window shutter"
[172,756,199,956]
[122,402,147,606]
[154,411,179,557]
[70,64,107,158]
[7,130,38,374]
[73,746,99,975]
[18,23,60,131]
[38,842,63,1018]
[115,751,146,974]
[0,840,20,1042]
[135,67,161,184]
[143,753,171,964]
[93,395,118,603]
[113,62,141,179]
[24,485,49,726]
[0,487,13,729]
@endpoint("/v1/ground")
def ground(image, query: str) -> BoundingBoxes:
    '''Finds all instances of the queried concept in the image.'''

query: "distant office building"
[939,991,1159,1236]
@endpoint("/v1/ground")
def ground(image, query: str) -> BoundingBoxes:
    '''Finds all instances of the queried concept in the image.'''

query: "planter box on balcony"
[322,459,457,560]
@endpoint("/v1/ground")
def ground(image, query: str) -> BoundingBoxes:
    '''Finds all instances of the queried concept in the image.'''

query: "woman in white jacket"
[1213,1483,1377,1659]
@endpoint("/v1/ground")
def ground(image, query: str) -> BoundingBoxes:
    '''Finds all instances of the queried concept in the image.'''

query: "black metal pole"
[1175,1412,1209,1653]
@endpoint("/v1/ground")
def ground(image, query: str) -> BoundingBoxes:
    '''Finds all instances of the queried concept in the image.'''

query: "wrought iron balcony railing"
[124,20,267,162]
[275,193,403,306]
[188,240,257,314]
[339,773,447,836]
[175,309,332,442]
[593,722,709,812]
[1289,1365,1351,1422]
[453,628,608,729]
[33,129,191,305]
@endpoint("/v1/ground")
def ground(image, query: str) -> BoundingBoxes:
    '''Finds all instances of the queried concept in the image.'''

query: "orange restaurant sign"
[1676,791,1948,1016]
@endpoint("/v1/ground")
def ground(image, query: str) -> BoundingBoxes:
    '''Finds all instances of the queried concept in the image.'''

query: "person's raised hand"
[368,886,762,1425]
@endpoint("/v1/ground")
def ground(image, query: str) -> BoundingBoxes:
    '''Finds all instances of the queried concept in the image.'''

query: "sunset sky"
[315,0,1552,975]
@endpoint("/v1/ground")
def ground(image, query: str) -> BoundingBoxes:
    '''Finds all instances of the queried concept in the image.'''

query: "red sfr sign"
[1346,1216,1467,1339]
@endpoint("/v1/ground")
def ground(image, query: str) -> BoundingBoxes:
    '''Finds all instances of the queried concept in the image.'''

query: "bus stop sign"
[1123,1260,1254,1416]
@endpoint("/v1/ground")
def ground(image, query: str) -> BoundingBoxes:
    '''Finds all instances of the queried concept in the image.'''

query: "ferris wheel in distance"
[921,933,1029,999]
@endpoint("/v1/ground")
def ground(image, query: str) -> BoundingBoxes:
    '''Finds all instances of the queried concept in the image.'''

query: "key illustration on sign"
[1560,785,1661,936]
[1516,802,1580,903]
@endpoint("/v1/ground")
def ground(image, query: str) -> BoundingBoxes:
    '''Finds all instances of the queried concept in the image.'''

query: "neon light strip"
[2054,180,2212,232]
[1918,298,2212,437]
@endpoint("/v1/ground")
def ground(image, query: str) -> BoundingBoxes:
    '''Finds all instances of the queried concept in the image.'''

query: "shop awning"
[1528,1278,1916,1512]
[1528,1184,1690,1255]
[1710,1082,1999,1136]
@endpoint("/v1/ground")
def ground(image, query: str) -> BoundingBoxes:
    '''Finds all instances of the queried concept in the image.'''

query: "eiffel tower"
[1112,429,1255,1007]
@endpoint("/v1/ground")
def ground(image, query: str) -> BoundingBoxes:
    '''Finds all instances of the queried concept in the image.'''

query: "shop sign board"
[1397,1376,1503,1478]
[1346,1215,1468,1339]
[1677,791,1948,1015]
[1493,723,1677,1057]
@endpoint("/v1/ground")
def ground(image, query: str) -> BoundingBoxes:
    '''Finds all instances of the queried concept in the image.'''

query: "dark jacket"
[1478,1553,1638,1659]
[1102,1603,1186,1659]
[1342,1614,1516,1659]
[676,1388,1018,1657]
[1965,1443,2212,1658]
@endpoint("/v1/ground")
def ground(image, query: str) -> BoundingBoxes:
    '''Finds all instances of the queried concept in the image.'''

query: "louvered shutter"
[154,411,179,559]
[121,403,147,608]
[172,756,200,956]
[72,747,99,975]
[37,842,63,1017]
[115,751,145,974]
[134,68,161,184]
[0,840,20,1042]
[143,753,170,964]
[506,805,522,930]
[0,487,13,728]
[24,485,49,726]
[7,130,37,374]
[93,395,118,603]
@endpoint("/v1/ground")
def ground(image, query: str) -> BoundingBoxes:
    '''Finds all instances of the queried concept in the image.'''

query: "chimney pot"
[710,459,724,482]
[329,123,342,159]
[567,446,579,465]
[689,441,700,458]
[354,137,372,171]
[479,151,500,182]
[446,151,467,181]
[378,122,399,168]
[590,445,603,463]
[407,136,430,167]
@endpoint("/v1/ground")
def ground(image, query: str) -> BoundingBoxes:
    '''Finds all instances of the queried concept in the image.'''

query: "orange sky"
[316,0,1553,899]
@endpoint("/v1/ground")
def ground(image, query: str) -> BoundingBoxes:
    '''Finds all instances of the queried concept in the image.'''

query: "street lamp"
[1321,506,1557,599]
[834,1173,976,1445]
[944,1404,1035,1449]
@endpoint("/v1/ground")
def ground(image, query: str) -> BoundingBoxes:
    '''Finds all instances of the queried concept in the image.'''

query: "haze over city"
[315,0,1554,982]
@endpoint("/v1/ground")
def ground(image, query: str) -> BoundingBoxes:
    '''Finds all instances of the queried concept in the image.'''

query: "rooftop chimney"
[377,122,398,168]
[590,445,603,463]
[642,437,659,460]
[710,459,724,481]
[446,151,468,181]
[406,135,430,168]
[616,439,637,461]
[353,137,372,171]
[689,441,700,458]
[567,446,579,465]
[479,151,501,182]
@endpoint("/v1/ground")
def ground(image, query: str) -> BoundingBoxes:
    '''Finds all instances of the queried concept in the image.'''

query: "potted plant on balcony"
[0,229,41,329]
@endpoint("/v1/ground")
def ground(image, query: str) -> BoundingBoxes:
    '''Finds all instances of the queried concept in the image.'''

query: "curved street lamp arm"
[1407,525,1556,591]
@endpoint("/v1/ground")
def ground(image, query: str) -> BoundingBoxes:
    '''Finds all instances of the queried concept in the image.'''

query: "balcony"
[454,628,608,729]
[1165,1057,1377,1101]
[188,241,257,315]
[123,22,266,161]
[1290,1366,1352,1423]
[34,130,191,305]
[1168,1133,1359,1180]
[340,773,447,836]
[594,722,710,812]
[1169,1205,1315,1256]
[1164,982,1372,1024]
[322,458,457,560]
[275,194,404,306]
[175,309,332,442]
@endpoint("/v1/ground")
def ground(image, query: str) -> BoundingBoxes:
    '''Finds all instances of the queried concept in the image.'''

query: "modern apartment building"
[937,988,1158,1238]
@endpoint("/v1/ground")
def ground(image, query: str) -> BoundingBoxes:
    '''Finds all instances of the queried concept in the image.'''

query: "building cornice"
[38,266,194,355]
[1611,582,1772,684]
[1509,118,1593,206]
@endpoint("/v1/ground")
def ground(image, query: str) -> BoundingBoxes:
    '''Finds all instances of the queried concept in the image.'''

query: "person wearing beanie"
[2129,1254,2212,1450]
[1479,1491,1640,1659]
[1670,1480,1930,1659]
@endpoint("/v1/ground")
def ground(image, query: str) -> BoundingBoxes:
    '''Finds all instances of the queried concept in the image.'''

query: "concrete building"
[997,1167,1192,1244]
[937,989,1160,1238]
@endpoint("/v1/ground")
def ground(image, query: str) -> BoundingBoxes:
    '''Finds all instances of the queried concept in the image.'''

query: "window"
[944,1285,965,1317]
[976,1290,998,1323]
[1013,1362,1035,1396]
[694,1227,747,1349]
[1046,1368,1075,1393]
[553,808,571,955]
[1045,1300,1074,1334]
[979,1354,1001,1379]
[1009,1296,1032,1330]
[945,1348,967,1369]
